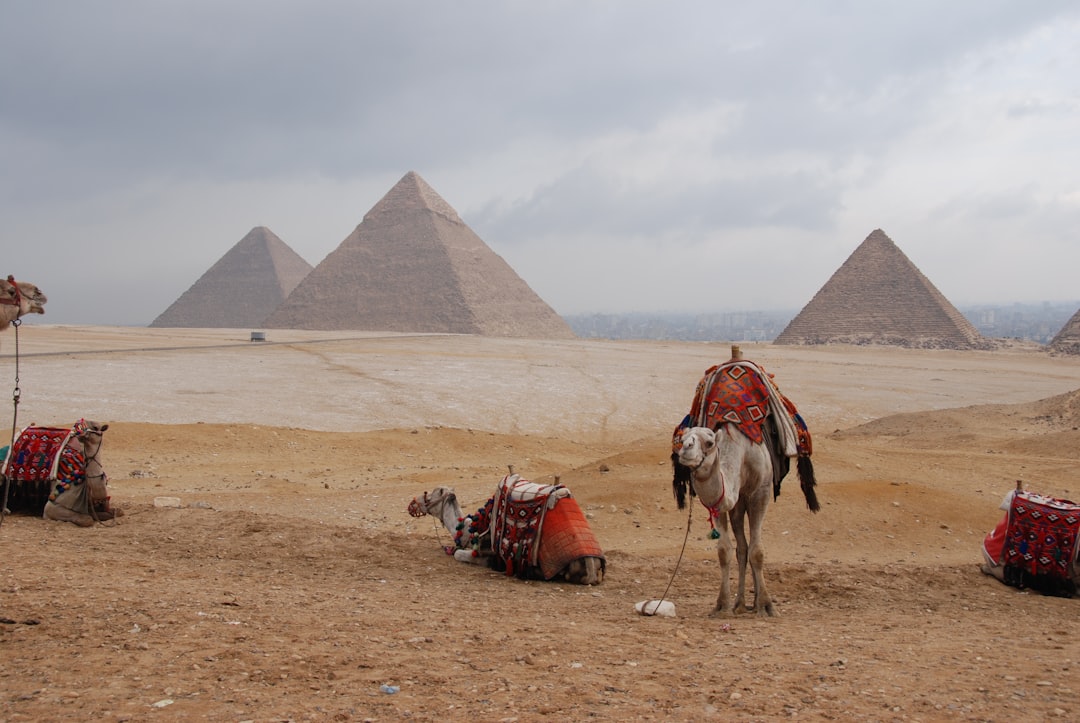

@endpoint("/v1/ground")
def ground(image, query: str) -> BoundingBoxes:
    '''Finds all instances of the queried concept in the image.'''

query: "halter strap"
[407,493,428,518]
[700,473,726,528]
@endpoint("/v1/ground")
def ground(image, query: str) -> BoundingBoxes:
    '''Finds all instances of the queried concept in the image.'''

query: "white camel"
[0,276,48,331]
[409,478,605,585]
[672,351,820,617]
[42,421,121,526]
[676,425,779,617]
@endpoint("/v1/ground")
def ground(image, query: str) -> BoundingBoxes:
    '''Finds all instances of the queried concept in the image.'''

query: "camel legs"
[742,507,775,617]
[710,514,735,615]
[42,501,95,527]
[731,511,750,612]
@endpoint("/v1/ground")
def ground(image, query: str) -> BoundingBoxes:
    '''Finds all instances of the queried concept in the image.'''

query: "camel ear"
[100,424,109,432]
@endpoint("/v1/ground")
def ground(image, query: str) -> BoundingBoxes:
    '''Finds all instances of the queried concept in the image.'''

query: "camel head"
[1,276,47,315]
[74,419,109,444]
[74,419,109,462]
[672,426,717,509]
[73,419,110,505]
[407,486,457,518]
[408,486,470,540]
[19,281,47,314]
[677,427,716,469]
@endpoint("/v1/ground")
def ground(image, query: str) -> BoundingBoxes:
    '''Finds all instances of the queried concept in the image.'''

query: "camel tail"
[671,453,694,510]
[798,455,820,513]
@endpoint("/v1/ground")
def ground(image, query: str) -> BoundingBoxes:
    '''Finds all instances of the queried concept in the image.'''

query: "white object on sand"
[635,600,676,617]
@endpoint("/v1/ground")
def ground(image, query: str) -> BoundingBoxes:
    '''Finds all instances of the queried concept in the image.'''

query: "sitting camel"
[981,482,1079,597]
[0,276,47,331]
[409,473,605,585]
[1,420,123,526]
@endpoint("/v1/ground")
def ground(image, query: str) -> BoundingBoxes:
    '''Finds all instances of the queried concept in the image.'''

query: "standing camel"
[671,350,819,617]
[676,426,779,616]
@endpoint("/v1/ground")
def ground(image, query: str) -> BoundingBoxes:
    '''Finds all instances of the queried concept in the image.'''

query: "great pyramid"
[1049,307,1080,354]
[263,171,574,338]
[774,229,988,349]
[151,226,313,328]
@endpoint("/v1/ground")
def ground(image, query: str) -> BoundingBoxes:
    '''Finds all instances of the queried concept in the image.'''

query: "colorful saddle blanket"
[459,475,604,580]
[673,360,812,456]
[1002,491,1080,585]
[2,425,86,499]
[492,475,569,578]
[535,494,604,581]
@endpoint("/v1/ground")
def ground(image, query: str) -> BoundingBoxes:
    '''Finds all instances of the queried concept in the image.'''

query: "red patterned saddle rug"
[1002,491,1080,595]
[487,474,604,580]
[690,361,773,443]
[673,360,812,455]
[2,425,87,503]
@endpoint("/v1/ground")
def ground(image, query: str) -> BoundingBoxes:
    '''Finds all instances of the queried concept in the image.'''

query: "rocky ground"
[1,327,1079,721]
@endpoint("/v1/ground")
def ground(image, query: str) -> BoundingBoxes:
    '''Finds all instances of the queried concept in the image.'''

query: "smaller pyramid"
[774,229,988,349]
[1049,307,1080,354]
[264,171,574,338]
[151,227,313,328]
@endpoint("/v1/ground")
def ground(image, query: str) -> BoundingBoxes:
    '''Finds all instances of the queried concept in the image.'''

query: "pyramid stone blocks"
[1049,307,1080,354]
[264,171,574,338]
[775,229,988,349]
[151,227,313,328]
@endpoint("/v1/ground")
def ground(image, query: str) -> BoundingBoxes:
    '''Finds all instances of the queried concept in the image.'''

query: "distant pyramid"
[774,229,988,349]
[1049,307,1080,354]
[264,171,574,338]
[151,226,313,328]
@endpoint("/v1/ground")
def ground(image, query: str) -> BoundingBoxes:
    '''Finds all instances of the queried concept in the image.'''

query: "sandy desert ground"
[1,325,1079,722]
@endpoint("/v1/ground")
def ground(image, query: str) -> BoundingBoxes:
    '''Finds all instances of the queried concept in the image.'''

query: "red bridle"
[407,493,428,518]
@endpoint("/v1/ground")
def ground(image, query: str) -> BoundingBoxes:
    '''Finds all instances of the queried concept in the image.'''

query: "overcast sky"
[3,1,1078,326]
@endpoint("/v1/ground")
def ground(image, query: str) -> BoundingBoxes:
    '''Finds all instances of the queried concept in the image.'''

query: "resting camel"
[0,276,47,331]
[672,350,819,617]
[409,475,605,585]
[981,483,1080,597]
[41,420,122,526]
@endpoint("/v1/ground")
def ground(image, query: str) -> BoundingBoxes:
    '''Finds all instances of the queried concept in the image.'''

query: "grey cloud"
[3,1,1079,323]
[473,165,842,242]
